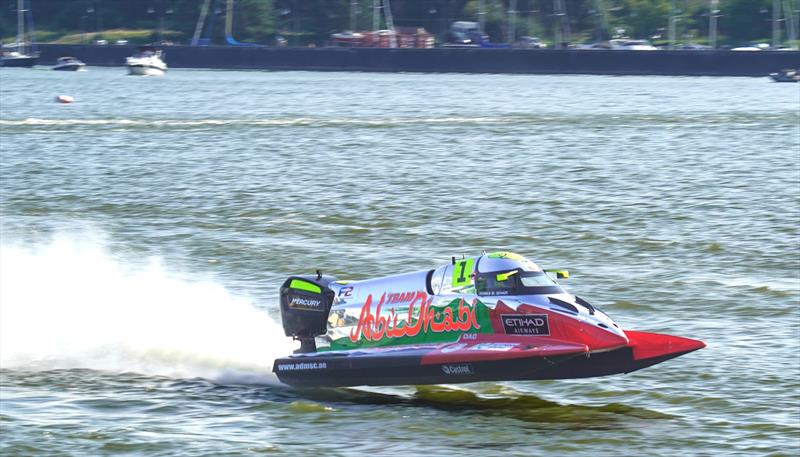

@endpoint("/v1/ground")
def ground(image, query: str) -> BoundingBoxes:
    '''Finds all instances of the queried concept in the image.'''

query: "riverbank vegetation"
[1,0,797,48]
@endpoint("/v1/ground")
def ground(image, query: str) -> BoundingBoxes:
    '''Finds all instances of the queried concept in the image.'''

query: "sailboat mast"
[668,0,677,49]
[372,0,379,32]
[382,0,396,48]
[709,0,719,49]
[192,0,211,46]
[785,0,798,48]
[478,0,486,33]
[773,0,781,47]
[350,0,357,31]
[552,0,562,48]
[594,0,610,42]
[17,0,24,51]
[226,0,234,40]
[552,0,569,49]
[508,0,517,44]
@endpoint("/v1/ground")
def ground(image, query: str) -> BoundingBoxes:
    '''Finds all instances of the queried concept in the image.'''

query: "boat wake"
[0,232,294,385]
[0,112,795,131]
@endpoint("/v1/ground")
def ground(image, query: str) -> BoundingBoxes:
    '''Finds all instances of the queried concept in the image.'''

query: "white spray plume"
[0,233,295,385]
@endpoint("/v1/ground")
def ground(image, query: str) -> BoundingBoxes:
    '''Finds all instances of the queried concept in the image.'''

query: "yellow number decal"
[452,258,475,288]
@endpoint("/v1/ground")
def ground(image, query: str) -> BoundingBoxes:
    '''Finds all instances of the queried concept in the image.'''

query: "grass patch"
[2,28,184,45]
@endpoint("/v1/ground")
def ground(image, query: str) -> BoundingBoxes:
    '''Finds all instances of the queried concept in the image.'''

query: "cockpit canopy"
[476,251,540,273]
[475,269,563,296]
[474,252,564,296]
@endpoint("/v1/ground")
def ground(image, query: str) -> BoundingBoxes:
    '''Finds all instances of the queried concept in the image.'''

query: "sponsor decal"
[469,342,517,352]
[338,286,354,298]
[482,290,510,296]
[461,333,478,340]
[440,343,468,353]
[276,362,328,371]
[384,291,419,305]
[441,363,475,375]
[501,314,550,335]
[349,292,481,343]
[288,295,324,312]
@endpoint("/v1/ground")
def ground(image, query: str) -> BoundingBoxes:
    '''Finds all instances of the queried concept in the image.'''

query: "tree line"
[1,0,797,47]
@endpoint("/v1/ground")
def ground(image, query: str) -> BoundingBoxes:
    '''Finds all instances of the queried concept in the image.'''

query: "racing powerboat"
[273,252,705,387]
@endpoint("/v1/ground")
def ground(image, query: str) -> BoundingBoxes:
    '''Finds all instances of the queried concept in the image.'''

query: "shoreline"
[29,44,800,77]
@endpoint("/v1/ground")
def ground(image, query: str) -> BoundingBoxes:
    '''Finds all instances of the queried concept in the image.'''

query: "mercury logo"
[441,364,475,375]
[289,296,323,310]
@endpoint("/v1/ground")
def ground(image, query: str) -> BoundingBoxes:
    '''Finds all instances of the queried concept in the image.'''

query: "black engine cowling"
[279,275,336,352]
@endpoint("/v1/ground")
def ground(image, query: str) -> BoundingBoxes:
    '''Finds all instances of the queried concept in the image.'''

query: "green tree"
[720,0,771,42]
[234,0,275,43]
[464,0,507,41]
[619,0,670,38]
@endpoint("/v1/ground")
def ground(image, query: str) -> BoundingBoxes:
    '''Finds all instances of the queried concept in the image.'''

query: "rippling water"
[1,67,798,456]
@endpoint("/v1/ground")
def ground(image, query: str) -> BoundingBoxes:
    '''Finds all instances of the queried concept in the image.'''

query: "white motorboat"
[607,39,658,51]
[126,48,167,76]
[769,69,800,82]
[52,56,85,71]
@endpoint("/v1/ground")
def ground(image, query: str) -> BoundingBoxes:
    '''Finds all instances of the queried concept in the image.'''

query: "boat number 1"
[452,258,475,288]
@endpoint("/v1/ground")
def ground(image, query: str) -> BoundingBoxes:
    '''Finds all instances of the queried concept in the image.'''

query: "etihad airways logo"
[501,314,550,335]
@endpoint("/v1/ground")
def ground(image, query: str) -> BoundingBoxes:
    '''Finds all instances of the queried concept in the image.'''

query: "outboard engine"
[279,273,337,353]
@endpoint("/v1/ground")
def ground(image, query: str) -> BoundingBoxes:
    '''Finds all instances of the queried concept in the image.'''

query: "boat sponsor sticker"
[440,343,468,353]
[275,362,328,371]
[338,286,354,298]
[501,314,550,335]
[384,291,420,305]
[468,342,517,352]
[349,292,481,343]
[288,295,325,312]
[441,363,474,375]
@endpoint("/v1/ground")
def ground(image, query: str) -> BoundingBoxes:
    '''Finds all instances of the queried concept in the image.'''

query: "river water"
[1,67,798,456]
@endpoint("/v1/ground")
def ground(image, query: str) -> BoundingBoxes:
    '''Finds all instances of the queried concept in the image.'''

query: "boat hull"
[0,56,37,67]
[276,350,582,387]
[770,74,799,82]
[273,331,704,388]
[53,64,84,71]
[127,65,166,76]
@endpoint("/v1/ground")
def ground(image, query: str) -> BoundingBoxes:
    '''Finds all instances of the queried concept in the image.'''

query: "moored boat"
[52,56,85,71]
[1,49,37,67]
[126,47,167,76]
[0,0,38,68]
[770,68,800,82]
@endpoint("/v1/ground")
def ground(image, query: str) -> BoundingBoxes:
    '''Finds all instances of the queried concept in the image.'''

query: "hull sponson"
[273,331,704,387]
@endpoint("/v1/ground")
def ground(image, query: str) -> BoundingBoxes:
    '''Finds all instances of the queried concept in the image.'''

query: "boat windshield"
[519,271,558,288]
[476,270,563,296]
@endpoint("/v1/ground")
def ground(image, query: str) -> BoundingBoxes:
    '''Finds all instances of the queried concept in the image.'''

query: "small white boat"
[770,69,800,82]
[607,39,658,51]
[126,48,167,76]
[52,56,85,71]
